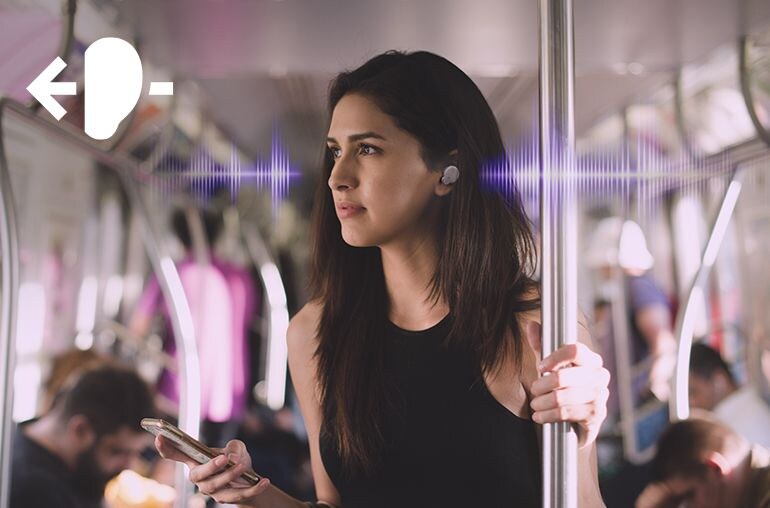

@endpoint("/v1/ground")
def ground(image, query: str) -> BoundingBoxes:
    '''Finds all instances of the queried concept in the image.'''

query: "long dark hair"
[308,50,539,476]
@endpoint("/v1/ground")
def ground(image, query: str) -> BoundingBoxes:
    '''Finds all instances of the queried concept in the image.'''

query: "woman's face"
[326,93,451,248]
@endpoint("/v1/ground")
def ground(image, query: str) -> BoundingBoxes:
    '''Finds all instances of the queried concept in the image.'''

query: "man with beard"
[635,416,770,508]
[10,364,154,508]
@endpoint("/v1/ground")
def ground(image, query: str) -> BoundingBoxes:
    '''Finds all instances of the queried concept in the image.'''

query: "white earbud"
[441,165,460,185]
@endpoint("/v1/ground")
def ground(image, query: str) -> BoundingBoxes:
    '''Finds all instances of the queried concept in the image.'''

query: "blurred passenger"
[689,343,770,448]
[40,347,108,413]
[590,219,674,507]
[130,207,254,448]
[636,417,770,508]
[10,365,155,508]
[588,218,677,403]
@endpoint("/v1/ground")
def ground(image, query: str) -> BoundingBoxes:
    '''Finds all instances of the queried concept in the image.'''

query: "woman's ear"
[435,149,460,196]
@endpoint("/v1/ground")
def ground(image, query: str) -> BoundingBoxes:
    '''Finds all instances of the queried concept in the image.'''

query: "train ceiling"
[97,0,770,165]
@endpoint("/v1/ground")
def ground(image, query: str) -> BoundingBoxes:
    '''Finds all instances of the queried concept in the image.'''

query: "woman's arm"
[577,430,604,507]
[285,301,343,507]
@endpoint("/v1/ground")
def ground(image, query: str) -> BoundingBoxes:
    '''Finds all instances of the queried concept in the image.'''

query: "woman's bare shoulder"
[287,299,323,348]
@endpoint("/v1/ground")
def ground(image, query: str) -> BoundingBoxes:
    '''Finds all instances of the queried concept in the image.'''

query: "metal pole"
[538,1,579,507]
[0,99,21,508]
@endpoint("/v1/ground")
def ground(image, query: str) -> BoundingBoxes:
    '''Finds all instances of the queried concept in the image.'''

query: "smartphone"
[141,418,261,485]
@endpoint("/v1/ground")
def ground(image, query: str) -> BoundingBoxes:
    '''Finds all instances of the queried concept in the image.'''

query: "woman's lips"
[336,202,365,219]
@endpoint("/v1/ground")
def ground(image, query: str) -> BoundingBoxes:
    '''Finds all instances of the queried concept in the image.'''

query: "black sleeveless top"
[319,313,542,508]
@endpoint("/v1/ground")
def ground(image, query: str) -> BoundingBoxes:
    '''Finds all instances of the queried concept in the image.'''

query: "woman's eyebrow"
[326,131,387,144]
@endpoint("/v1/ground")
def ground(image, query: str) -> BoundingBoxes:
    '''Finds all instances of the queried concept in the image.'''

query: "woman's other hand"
[155,435,271,505]
[525,321,611,448]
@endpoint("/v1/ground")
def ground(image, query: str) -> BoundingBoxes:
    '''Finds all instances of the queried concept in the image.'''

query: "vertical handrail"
[0,100,21,508]
[538,0,579,507]
[673,71,697,161]
[670,171,743,421]
[608,264,647,462]
[0,98,200,507]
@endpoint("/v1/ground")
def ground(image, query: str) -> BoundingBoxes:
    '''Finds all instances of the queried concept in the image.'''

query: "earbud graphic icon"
[27,37,173,140]
[84,37,143,140]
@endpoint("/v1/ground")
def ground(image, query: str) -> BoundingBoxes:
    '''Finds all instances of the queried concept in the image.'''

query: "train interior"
[1,0,770,506]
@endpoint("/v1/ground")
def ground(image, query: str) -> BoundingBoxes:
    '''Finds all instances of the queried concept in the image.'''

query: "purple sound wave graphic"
[481,123,734,228]
[148,125,300,220]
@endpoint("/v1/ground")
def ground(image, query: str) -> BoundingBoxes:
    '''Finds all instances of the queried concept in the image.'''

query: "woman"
[155,50,609,507]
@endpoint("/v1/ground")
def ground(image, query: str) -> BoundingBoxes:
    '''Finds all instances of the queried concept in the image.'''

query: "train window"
[679,45,756,155]
[734,156,770,401]
[2,114,97,421]
[672,192,709,338]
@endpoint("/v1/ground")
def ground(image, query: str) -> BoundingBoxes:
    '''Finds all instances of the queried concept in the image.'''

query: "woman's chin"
[341,229,376,248]
[342,237,373,248]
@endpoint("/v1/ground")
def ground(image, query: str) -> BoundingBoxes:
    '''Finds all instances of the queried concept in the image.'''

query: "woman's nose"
[328,159,357,191]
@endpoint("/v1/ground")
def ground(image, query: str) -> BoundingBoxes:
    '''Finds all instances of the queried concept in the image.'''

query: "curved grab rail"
[240,221,289,411]
[29,0,77,113]
[57,0,78,75]
[739,35,770,149]
[0,97,199,508]
[669,170,743,421]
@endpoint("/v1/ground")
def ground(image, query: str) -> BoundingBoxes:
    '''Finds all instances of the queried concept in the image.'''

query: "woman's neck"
[380,235,448,329]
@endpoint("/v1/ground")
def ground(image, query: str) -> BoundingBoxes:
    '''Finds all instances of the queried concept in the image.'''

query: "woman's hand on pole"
[525,321,611,448]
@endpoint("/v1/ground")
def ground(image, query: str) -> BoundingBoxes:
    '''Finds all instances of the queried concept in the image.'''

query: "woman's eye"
[328,144,379,159]
[358,144,378,155]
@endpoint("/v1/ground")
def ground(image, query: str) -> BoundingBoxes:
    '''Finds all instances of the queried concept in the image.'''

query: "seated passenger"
[689,342,770,448]
[636,417,770,508]
[10,365,155,508]
[587,218,677,404]
[39,348,108,413]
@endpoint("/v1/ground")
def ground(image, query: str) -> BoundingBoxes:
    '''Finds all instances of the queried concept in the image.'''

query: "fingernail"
[215,455,227,467]
[227,453,240,463]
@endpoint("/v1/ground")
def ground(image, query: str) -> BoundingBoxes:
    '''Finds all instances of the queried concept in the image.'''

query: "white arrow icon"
[27,57,77,120]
